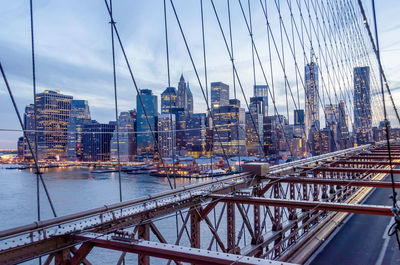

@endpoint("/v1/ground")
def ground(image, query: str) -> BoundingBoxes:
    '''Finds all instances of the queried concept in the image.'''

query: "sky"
[0,0,399,149]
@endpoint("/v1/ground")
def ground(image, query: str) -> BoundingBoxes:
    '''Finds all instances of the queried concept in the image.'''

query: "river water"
[0,165,212,264]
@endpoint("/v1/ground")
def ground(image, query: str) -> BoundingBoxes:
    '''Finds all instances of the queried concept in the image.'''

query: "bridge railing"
[0,143,377,254]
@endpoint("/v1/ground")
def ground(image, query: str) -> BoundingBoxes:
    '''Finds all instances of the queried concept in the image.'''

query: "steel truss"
[0,142,399,264]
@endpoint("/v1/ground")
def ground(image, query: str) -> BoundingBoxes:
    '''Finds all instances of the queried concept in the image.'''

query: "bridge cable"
[261,0,322,154]
[291,0,350,152]
[200,0,219,251]
[168,0,234,171]
[30,2,44,264]
[356,0,400,126]
[163,0,180,245]
[210,0,277,159]
[199,0,214,179]
[287,0,358,152]
[322,0,379,132]
[103,0,191,241]
[227,0,242,169]
[0,63,57,219]
[340,0,385,124]
[29,0,41,228]
[109,0,123,203]
[103,0,174,189]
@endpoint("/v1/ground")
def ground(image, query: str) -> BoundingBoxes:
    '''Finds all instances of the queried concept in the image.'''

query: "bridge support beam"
[138,224,150,265]
[190,206,201,249]
[266,176,400,188]
[226,202,235,253]
[209,195,393,216]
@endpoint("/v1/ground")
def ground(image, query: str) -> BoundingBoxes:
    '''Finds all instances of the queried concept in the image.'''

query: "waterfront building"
[211,82,229,111]
[354,66,372,145]
[253,85,268,116]
[161,86,177,114]
[110,111,136,162]
[170,107,186,153]
[212,100,246,157]
[245,111,264,157]
[263,116,278,156]
[157,113,176,158]
[67,100,91,161]
[305,55,319,142]
[185,113,206,157]
[136,89,158,156]
[17,137,24,160]
[22,104,35,160]
[35,90,73,160]
[82,120,115,161]
[177,75,193,115]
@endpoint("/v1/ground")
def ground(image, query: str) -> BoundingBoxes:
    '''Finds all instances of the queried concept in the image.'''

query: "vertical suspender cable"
[104,0,190,240]
[169,0,233,171]
[109,0,123,203]
[227,0,240,170]
[200,0,214,177]
[201,0,218,250]
[163,0,176,189]
[163,0,179,243]
[30,0,41,224]
[265,0,276,116]
[29,2,42,264]
[27,0,57,220]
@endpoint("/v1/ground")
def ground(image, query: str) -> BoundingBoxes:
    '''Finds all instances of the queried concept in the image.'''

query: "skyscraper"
[185,113,206,157]
[67,100,91,161]
[136,89,158,156]
[294,109,305,126]
[110,111,136,162]
[213,101,246,157]
[211,82,229,111]
[305,55,319,142]
[82,120,115,161]
[253,85,268,116]
[325,104,338,129]
[161,87,177,114]
[245,111,263,157]
[23,104,35,160]
[177,75,193,114]
[263,116,278,155]
[157,114,176,158]
[354,66,372,145]
[338,100,349,149]
[35,90,73,160]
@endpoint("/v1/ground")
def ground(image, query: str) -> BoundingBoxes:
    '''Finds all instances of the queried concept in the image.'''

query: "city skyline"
[0,1,399,149]
[14,64,395,163]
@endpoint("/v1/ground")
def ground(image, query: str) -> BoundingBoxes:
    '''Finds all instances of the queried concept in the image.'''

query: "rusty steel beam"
[190,206,201,249]
[73,235,289,265]
[70,243,94,265]
[350,155,400,159]
[138,224,150,265]
[209,195,393,216]
[226,202,236,253]
[331,160,400,166]
[309,167,400,174]
[267,176,400,188]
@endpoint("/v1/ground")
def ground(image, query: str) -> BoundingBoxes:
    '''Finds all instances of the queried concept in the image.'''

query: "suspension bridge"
[1,0,400,264]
